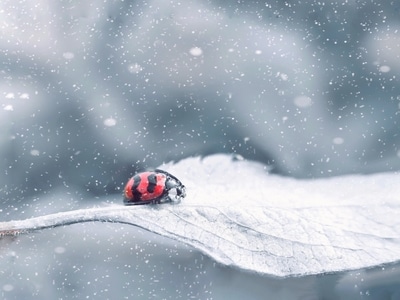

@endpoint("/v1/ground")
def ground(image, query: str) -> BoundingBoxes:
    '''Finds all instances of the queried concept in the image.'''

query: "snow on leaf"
[1,154,399,277]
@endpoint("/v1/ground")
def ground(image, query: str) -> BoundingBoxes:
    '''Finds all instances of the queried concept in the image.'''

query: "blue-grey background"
[1,0,400,299]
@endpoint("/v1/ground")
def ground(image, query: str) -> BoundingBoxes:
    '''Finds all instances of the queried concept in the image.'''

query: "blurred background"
[1,0,400,203]
[1,0,400,298]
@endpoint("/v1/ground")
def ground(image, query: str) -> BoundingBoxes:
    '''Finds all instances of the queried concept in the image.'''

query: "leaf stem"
[0,206,134,236]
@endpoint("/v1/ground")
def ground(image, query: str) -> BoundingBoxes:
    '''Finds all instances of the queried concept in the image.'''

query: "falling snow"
[1,0,400,299]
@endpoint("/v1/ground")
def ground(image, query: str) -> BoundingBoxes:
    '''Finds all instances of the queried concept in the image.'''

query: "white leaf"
[1,154,399,277]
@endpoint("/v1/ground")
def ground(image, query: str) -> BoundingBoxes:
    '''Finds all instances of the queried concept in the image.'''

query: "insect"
[123,169,186,205]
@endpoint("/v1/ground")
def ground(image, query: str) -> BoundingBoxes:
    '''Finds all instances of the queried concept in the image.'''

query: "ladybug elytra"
[123,169,186,205]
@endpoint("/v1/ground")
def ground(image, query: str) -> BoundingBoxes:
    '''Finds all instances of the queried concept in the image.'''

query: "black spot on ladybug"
[132,174,142,201]
[147,173,157,193]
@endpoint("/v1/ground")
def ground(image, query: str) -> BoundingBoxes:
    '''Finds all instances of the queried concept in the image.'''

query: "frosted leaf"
[1,154,399,277]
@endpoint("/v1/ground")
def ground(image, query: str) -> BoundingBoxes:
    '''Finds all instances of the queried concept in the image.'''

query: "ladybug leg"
[151,193,169,204]
[162,194,175,204]
[159,193,179,204]
[176,186,185,197]
[152,197,162,204]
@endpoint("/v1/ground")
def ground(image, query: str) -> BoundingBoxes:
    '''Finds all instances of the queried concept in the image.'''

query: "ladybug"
[123,169,186,205]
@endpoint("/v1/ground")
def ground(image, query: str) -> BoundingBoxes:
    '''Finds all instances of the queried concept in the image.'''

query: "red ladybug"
[123,169,186,205]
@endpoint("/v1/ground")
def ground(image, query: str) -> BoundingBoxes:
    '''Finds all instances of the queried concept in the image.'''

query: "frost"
[1,154,399,277]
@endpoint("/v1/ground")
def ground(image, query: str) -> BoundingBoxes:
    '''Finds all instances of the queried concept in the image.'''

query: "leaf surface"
[2,154,400,277]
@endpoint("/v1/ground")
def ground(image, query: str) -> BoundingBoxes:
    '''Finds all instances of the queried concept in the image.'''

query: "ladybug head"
[165,177,186,204]
[171,183,186,203]
[156,169,186,204]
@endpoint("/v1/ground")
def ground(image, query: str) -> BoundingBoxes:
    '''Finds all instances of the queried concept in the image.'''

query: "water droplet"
[3,105,13,111]
[379,65,390,73]
[5,93,15,99]
[20,93,30,99]
[294,96,312,108]
[30,149,40,156]
[3,284,14,292]
[333,137,344,145]
[128,63,143,74]
[189,47,203,56]
[104,118,117,127]
[54,246,66,254]
[63,52,75,60]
